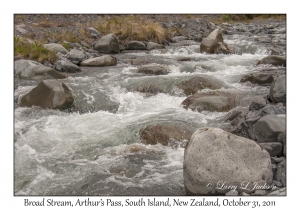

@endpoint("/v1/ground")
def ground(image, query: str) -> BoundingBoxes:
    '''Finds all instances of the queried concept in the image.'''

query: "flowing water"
[14,34,279,195]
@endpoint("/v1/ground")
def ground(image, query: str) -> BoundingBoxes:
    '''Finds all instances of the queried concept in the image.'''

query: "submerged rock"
[137,65,169,75]
[184,127,273,195]
[20,80,74,110]
[139,124,193,147]
[256,55,286,66]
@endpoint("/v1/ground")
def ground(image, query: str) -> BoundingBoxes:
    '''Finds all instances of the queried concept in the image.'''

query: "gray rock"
[20,80,73,110]
[94,33,119,53]
[276,28,286,34]
[147,42,163,50]
[256,55,286,66]
[268,47,281,55]
[259,142,283,157]
[239,96,266,107]
[137,65,169,75]
[176,76,229,96]
[270,75,286,103]
[171,36,188,43]
[272,180,283,187]
[240,73,274,85]
[274,158,286,186]
[253,115,286,143]
[271,156,285,164]
[225,191,238,196]
[213,42,234,54]
[126,41,147,50]
[184,127,273,195]
[14,60,67,80]
[87,27,99,37]
[200,29,223,53]
[53,60,81,73]
[260,104,286,117]
[139,124,193,147]
[252,190,267,196]
[136,82,166,94]
[43,43,68,55]
[181,90,243,112]
[16,27,27,34]
[67,49,86,64]
[80,55,117,66]
[249,101,266,111]
[266,187,286,196]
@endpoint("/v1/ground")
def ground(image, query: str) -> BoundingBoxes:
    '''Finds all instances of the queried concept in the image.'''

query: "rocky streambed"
[14,16,286,196]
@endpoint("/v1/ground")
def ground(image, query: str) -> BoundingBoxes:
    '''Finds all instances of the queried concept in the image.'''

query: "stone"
[14,59,67,80]
[225,191,238,196]
[240,73,274,85]
[136,82,166,94]
[80,55,117,66]
[253,115,286,143]
[256,55,286,66]
[184,127,273,195]
[137,65,169,75]
[181,90,242,112]
[94,33,119,53]
[274,158,286,186]
[200,29,223,53]
[249,101,266,111]
[239,96,266,107]
[213,42,234,54]
[266,187,286,196]
[176,76,228,96]
[53,60,81,73]
[43,43,68,55]
[252,190,267,196]
[270,75,286,103]
[20,80,74,110]
[147,42,163,50]
[125,41,147,50]
[259,142,283,157]
[171,36,188,43]
[260,104,286,117]
[268,47,281,55]
[87,27,99,37]
[139,124,193,147]
[271,156,285,164]
[276,28,286,34]
[16,27,27,34]
[67,49,86,64]
[130,59,150,66]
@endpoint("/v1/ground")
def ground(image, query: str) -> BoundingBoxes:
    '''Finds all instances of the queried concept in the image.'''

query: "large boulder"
[176,76,229,96]
[256,55,286,66]
[269,75,286,103]
[181,90,242,112]
[139,124,193,148]
[93,33,119,53]
[125,41,147,50]
[80,55,117,66]
[200,29,223,53]
[20,80,74,110]
[137,65,169,75]
[66,49,86,64]
[53,60,81,73]
[184,127,273,195]
[43,43,68,55]
[253,115,286,143]
[14,60,67,80]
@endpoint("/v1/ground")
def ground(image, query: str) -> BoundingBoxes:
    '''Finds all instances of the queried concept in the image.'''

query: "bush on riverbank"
[14,36,57,63]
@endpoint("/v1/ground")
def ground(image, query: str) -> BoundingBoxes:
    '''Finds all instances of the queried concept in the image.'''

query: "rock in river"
[256,55,286,66]
[137,65,169,75]
[93,33,120,53]
[53,60,81,73]
[184,127,273,195]
[80,55,117,66]
[20,80,74,110]
[269,75,286,103]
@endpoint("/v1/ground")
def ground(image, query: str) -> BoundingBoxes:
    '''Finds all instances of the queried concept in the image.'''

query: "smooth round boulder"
[20,80,74,110]
[256,55,286,66]
[80,55,117,66]
[93,33,120,53]
[125,41,147,50]
[253,115,286,143]
[137,65,169,75]
[184,127,273,195]
[181,90,242,112]
[147,42,163,50]
[269,75,286,103]
[43,43,68,55]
